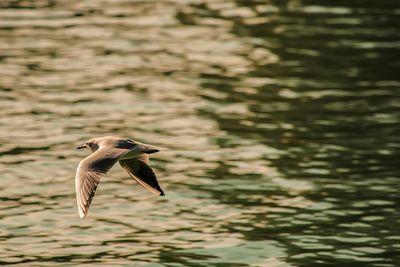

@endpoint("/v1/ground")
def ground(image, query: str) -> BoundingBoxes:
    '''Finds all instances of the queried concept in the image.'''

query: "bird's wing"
[75,147,127,218]
[119,154,165,196]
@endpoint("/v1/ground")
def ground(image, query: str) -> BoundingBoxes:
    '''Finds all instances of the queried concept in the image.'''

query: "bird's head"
[76,138,100,152]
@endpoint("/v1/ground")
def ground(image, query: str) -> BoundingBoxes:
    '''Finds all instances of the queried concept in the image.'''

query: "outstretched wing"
[75,148,127,218]
[119,154,165,196]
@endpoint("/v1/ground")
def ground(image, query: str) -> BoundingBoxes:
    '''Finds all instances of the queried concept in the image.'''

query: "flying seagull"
[75,136,165,219]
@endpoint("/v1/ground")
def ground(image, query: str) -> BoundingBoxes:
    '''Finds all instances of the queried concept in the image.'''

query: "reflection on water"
[0,0,399,266]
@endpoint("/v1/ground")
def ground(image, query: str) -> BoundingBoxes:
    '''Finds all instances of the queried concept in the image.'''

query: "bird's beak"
[76,144,86,150]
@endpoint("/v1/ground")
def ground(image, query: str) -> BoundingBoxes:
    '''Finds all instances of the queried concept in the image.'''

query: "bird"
[75,136,166,219]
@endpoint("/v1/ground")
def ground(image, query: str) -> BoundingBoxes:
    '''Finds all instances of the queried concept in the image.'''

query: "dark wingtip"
[145,149,159,154]
[160,192,165,196]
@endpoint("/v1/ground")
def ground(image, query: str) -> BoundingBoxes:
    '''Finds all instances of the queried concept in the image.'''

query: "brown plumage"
[75,136,166,219]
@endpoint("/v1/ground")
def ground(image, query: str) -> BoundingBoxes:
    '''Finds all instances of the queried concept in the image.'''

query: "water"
[0,0,399,266]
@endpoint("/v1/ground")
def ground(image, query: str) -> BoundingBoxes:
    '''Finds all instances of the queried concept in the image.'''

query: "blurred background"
[0,0,399,266]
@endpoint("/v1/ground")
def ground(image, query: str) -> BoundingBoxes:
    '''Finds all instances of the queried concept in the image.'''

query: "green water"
[0,0,399,266]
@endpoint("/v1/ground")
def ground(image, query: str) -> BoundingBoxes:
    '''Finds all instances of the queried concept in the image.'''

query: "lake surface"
[0,0,399,266]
